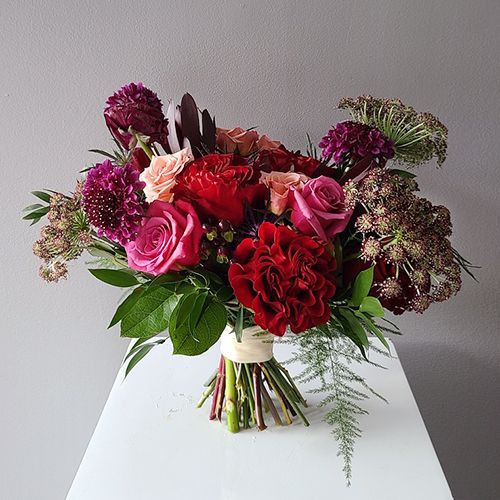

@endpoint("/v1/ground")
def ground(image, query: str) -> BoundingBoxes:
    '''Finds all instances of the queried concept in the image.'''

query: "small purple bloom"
[104,82,169,150]
[319,121,394,165]
[82,160,145,246]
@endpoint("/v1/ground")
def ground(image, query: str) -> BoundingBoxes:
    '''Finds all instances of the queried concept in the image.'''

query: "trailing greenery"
[285,324,391,485]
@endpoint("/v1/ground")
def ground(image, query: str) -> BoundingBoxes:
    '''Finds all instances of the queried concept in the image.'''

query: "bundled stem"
[199,355,309,432]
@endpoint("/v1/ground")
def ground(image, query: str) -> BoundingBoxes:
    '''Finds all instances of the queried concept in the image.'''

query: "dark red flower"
[228,222,336,336]
[173,154,266,226]
[104,82,169,150]
[128,147,151,173]
[256,146,320,177]
[343,256,423,315]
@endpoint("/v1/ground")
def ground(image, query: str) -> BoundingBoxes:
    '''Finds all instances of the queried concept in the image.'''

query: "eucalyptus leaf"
[89,268,139,287]
[351,266,374,306]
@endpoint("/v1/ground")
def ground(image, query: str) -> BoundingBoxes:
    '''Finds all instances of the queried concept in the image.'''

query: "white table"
[67,340,453,500]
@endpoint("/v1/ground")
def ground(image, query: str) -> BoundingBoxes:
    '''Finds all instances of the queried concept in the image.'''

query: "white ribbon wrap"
[220,325,274,363]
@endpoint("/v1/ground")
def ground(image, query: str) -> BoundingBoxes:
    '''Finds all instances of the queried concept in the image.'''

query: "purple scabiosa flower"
[319,121,394,165]
[104,82,169,150]
[82,160,145,246]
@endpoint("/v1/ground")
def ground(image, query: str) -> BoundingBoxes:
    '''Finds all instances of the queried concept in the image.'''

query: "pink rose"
[260,170,309,215]
[256,135,281,151]
[126,200,203,275]
[289,176,352,241]
[216,127,259,155]
[140,148,193,203]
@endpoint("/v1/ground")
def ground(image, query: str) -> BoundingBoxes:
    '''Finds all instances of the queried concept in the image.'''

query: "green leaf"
[234,305,244,342]
[215,285,234,302]
[169,292,198,333]
[170,299,227,356]
[108,286,146,328]
[389,169,417,179]
[31,191,51,202]
[125,344,156,377]
[351,266,374,306]
[359,296,385,317]
[22,203,44,212]
[22,207,50,220]
[89,268,139,287]
[339,309,369,348]
[188,291,209,334]
[120,287,179,338]
[355,312,390,351]
[88,149,117,160]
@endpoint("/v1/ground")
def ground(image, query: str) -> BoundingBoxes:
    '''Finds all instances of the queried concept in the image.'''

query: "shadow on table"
[396,341,500,500]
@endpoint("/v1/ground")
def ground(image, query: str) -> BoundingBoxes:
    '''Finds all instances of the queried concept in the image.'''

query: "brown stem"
[260,379,282,426]
[260,363,293,425]
[209,356,224,420]
[252,365,267,431]
[216,357,226,421]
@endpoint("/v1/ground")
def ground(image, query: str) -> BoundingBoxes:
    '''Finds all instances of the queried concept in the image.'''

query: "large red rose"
[228,222,337,336]
[173,154,266,226]
[256,145,320,177]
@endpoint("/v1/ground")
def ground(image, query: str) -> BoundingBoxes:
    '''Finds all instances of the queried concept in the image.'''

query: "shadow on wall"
[397,340,500,500]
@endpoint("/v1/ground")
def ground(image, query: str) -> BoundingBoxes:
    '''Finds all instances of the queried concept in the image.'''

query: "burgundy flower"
[343,256,425,315]
[82,160,145,246]
[173,154,266,226]
[319,121,394,165]
[104,82,169,150]
[128,147,151,173]
[256,145,320,177]
[228,222,336,336]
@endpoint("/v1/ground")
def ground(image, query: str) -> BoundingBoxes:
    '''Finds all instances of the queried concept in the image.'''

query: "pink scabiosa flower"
[82,160,145,246]
[319,121,394,165]
[104,82,169,150]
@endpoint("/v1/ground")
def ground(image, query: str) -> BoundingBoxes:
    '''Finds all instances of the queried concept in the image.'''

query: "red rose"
[173,154,266,226]
[256,146,320,177]
[228,222,336,336]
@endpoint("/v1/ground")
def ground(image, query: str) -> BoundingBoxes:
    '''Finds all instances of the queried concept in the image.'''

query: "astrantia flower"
[228,222,336,336]
[104,82,169,150]
[319,121,394,165]
[82,160,145,246]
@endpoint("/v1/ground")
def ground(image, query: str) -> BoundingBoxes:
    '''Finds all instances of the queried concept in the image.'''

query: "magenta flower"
[82,160,145,246]
[319,121,394,165]
[104,82,169,150]
[126,200,203,276]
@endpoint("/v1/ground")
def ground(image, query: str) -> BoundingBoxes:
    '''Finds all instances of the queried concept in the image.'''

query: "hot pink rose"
[260,170,309,215]
[289,176,352,241]
[140,148,193,203]
[216,127,259,156]
[126,200,203,275]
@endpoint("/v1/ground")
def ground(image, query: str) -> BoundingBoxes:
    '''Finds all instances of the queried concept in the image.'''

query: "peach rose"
[216,127,259,155]
[140,148,193,203]
[256,135,281,151]
[260,170,309,215]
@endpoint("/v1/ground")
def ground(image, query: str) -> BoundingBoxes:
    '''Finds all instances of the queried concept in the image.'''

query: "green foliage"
[285,323,390,485]
[120,287,179,338]
[123,337,167,377]
[169,295,227,355]
[350,266,374,306]
[89,268,140,287]
[22,191,52,225]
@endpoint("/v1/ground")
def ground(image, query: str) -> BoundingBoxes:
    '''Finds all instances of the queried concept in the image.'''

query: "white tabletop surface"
[67,339,453,500]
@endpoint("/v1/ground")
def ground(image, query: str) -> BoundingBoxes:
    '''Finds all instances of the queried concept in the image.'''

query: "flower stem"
[135,135,154,159]
[225,358,239,433]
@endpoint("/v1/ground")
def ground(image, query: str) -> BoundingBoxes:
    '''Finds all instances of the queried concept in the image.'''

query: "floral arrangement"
[24,83,474,481]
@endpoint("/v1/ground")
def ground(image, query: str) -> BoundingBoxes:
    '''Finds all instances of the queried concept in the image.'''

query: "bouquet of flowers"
[24,83,474,481]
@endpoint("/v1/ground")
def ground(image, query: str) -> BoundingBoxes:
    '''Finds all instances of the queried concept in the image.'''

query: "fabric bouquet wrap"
[24,83,475,482]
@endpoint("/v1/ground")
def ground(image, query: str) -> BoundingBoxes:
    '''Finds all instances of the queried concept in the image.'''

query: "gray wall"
[1,1,499,499]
